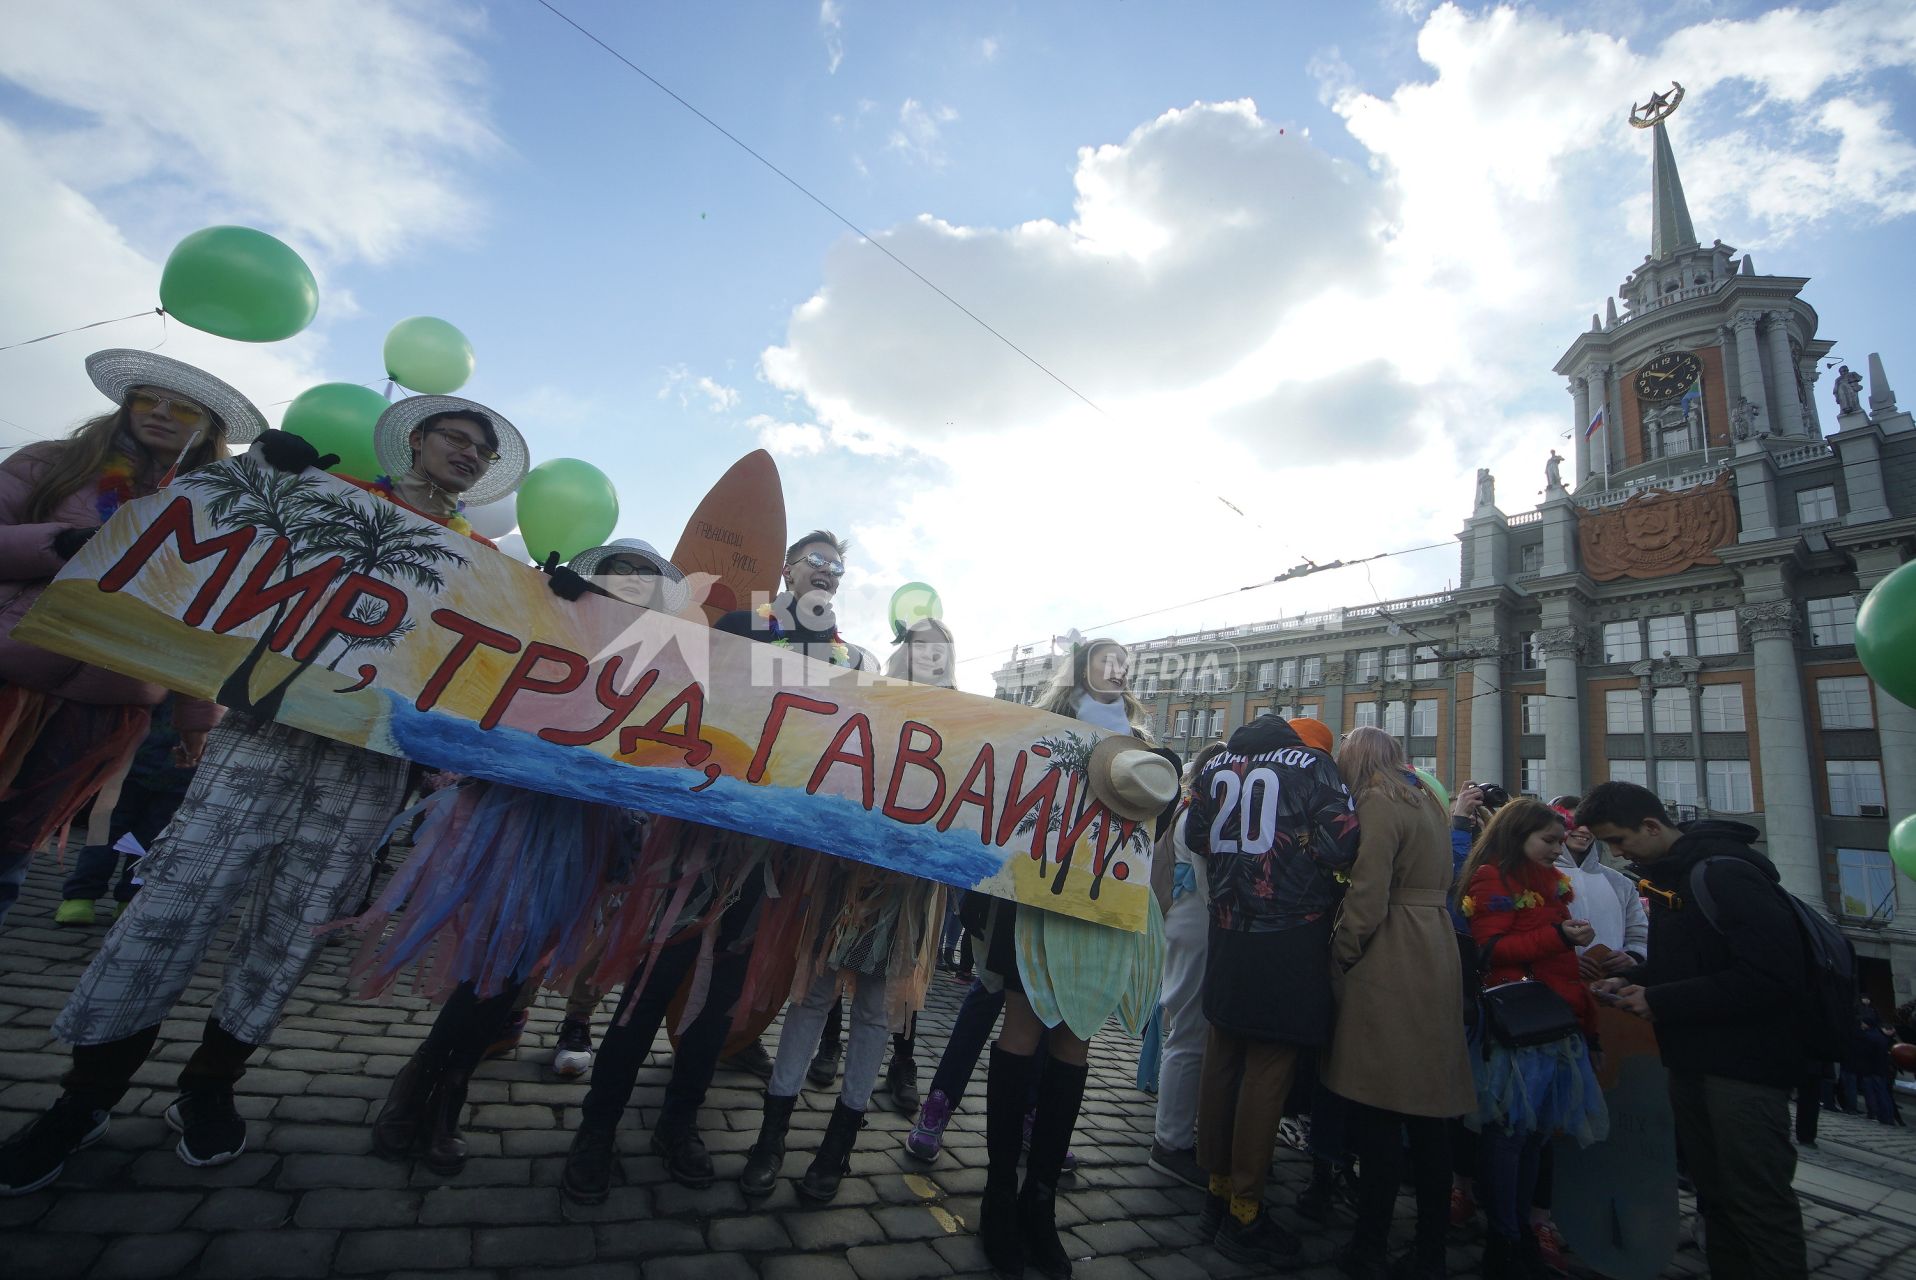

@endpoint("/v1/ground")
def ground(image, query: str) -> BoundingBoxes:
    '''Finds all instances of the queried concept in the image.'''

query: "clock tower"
[1553,83,1835,492]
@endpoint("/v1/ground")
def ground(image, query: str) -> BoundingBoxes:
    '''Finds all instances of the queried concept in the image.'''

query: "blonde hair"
[1334,724,1435,809]
[23,404,231,523]
[1035,636,1153,741]
[884,617,957,688]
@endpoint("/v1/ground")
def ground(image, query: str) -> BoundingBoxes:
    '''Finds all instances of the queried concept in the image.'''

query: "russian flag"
[1585,407,1605,439]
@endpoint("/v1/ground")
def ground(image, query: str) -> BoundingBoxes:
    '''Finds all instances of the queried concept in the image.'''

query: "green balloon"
[1893,815,1916,883]
[281,383,387,480]
[159,226,319,343]
[1858,560,1916,712]
[889,581,943,641]
[518,458,619,564]
[383,316,475,395]
[1414,767,1449,810]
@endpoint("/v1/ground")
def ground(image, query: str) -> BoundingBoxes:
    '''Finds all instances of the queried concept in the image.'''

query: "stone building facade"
[991,102,1916,1006]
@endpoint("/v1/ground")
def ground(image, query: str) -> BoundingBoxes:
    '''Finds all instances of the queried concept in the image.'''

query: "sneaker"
[722,1039,775,1079]
[1533,1219,1569,1275]
[1448,1183,1476,1229]
[1277,1115,1311,1152]
[53,899,95,927]
[1146,1141,1206,1191]
[1215,1209,1300,1266]
[165,1091,246,1167]
[0,1098,109,1196]
[807,1039,842,1087]
[1197,1192,1226,1240]
[482,1010,528,1061]
[650,1128,714,1190]
[562,1124,617,1205]
[551,1016,595,1079]
[887,1054,921,1116]
[905,1088,952,1162]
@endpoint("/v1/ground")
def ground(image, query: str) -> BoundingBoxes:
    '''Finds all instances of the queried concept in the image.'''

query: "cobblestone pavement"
[5,853,1915,1279]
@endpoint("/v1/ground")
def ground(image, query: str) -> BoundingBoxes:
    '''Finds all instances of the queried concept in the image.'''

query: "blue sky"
[3,1,1914,689]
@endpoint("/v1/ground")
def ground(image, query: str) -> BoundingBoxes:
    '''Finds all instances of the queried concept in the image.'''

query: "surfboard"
[670,450,786,626]
[1551,1007,1678,1280]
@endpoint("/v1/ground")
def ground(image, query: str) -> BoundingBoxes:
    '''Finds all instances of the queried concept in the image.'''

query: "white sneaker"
[551,1016,595,1079]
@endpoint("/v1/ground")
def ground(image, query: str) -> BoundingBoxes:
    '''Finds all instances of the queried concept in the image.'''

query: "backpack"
[1688,857,1857,1062]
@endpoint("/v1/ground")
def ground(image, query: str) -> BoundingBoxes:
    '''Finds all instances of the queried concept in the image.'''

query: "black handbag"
[1476,935,1580,1050]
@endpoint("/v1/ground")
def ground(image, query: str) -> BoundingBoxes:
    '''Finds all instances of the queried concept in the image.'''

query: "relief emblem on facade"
[1576,474,1738,581]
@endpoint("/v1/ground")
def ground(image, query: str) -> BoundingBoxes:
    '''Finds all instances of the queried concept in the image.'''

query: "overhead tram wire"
[531,0,1103,419]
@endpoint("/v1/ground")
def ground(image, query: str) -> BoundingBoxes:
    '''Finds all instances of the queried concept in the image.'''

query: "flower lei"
[1461,872,1575,918]
[757,602,851,666]
[371,474,472,536]
[96,454,139,523]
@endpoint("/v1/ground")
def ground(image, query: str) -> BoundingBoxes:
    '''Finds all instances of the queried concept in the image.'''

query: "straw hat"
[373,395,529,506]
[85,348,268,444]
[1087,734,1181,822]
[567,538,690,613]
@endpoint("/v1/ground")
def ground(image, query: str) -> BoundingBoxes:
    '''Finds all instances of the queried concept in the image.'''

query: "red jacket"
[1463,860,1597,1038]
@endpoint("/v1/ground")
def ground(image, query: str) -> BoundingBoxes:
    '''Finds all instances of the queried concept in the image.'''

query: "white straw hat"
[85,348,268,444]
[567,538,689,613]
[373,395,529,506]
[1087,736,1181,822]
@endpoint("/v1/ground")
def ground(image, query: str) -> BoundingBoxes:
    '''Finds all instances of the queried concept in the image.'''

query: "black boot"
[371,1053,436,1158]
[1297,1156,1336,1222]
[421,1068,472,1175]
[1482,1233,1516,1280]
[1020,1055,1088,1279]
[740,1093,796,1198]
[799,1099,866,1203]
[981,1045,1039,1279]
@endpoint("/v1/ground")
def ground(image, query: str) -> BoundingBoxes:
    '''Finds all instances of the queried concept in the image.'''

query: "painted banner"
[15,460,1152,931]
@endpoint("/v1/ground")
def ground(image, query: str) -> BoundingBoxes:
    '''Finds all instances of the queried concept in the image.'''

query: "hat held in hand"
[1087,735,1180,822]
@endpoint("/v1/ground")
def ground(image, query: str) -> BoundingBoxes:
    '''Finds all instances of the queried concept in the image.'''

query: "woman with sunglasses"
[0,349,264,930]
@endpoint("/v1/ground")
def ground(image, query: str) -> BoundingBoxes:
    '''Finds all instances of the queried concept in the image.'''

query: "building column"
[1689,676,1707,813]
[1738,601,1825,907]
[1855,549,1916,827]
[1595,365,1619,477]
[1538,627,1585,801]
[1732,311,1773,437]
[1764,312,1803,437]
[1571,377,1592,483]
[1470,651,1505,786]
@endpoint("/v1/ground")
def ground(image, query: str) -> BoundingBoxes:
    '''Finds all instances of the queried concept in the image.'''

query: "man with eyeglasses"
[0,397,525,1195]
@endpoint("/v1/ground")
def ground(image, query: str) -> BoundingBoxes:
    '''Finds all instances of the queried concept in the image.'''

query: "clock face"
[1634,351,1702,403]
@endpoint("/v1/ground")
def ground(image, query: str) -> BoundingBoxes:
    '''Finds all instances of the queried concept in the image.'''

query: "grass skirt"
[1468,1030,1610,1146]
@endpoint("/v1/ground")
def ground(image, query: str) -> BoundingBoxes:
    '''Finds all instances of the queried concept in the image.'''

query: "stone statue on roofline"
[1833,365,1864,416]
[1544,450,1564,492]
[1475,467,1495,512]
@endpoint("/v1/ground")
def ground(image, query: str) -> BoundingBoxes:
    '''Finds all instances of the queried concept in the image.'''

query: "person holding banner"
[0,397,520,1197]
[975,637,1173,1280]
[736,609,951,1204]
[0,350,261,932]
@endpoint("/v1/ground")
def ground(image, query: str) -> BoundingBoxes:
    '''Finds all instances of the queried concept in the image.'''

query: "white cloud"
[980,36,1000,61]
[886,99,960,167]
[762,1,1916,683]
[659,365,742,412]
[820,0,845,74]
[748,415,827,456]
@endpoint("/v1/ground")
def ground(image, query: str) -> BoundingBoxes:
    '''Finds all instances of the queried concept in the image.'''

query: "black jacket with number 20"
[1187,714,1361,1046]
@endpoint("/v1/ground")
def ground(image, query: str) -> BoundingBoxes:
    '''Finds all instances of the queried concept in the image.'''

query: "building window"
[1383,701,1407,736]
[1412,756,1439,775]
[1521,759,1548,797]
[1178,672,1193,694]
[1520,633,1543,671]
[1522,695,1548,735]
[1211,709,1228,736]
[1817,676,1874,730]
[1412,646,1441,679]
[1797,485,1838,524]
[1827,760,1886,816]
[1294,706,1319,720]
[1651,687,1692,733]
[1605,689,1643,734]
[1602,621,1643,664]
[1698,684,1745,733]
[1411,699,1439,736]
[1838,849,1896,922]
[1656,760,1700,808]
[1137,676,1157,699]
[1173,711,1188,736]
[1354,650,1380,682]
[1608,759,1648,787]
[1276,704,1296,721]
[1806,596,1857,647]
[1278,658,1297,688]
[1646,615,1689,657]
[1384,648,1408,681]
[1694,609,1738,656]
[1300,656,1323,686]
[1706,760,1754,812]
[1354,702,1379,729]
[1257,661,1275,689]
[1519,543,1540,576]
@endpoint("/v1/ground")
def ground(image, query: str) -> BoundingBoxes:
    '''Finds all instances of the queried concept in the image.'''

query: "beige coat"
[1322,786,1476,1117]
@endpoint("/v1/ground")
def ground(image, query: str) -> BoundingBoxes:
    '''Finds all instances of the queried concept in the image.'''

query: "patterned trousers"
[53,716,409,1047]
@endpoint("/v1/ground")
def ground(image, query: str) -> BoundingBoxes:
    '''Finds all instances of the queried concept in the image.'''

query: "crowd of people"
[0,350,1906,1280]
